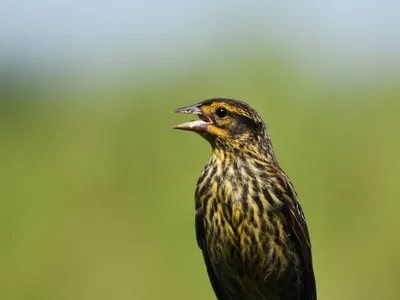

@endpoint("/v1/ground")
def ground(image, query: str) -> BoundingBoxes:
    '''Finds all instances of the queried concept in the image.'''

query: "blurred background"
[1,1,400,299]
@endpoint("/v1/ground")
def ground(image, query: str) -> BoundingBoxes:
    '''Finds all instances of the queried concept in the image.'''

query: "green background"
[1,55,400,300]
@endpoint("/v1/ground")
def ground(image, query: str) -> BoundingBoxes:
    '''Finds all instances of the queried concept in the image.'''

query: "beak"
[171,103,212,133]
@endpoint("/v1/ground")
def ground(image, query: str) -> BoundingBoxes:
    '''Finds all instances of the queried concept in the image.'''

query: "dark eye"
[215,107,228,118]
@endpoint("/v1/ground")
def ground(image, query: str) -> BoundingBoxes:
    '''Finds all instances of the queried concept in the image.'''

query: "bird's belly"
[204,204,267,268]
[204,210,300,300]
[204,211,267,297]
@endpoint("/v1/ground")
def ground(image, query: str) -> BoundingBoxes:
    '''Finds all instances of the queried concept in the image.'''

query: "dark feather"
[280,176,317,300]
[288,199,317,300]
[195,214,230,300]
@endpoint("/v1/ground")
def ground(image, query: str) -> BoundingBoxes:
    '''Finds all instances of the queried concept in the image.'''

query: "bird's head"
[173,98,275,156]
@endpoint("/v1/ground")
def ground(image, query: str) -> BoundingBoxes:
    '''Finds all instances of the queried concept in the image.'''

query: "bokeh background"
[1,1,400,299]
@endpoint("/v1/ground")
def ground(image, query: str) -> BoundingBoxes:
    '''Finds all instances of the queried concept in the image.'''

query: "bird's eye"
[215,107,228,118]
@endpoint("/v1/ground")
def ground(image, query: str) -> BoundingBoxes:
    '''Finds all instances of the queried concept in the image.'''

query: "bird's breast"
[196,157,295,280]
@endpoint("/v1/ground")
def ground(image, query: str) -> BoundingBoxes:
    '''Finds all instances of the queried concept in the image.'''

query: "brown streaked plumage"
[172,98,316,300]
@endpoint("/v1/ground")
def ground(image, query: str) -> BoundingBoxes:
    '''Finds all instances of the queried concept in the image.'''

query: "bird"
[172,98,316,300]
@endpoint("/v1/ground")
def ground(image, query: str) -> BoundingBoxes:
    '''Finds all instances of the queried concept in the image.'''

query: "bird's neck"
[211,136,278,165]
[211,148,276,168]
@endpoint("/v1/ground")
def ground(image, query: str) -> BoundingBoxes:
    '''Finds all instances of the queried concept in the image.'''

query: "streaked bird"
[172,98,316,300]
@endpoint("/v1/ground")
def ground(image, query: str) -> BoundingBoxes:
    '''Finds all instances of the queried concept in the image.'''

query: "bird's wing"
[290,199,317,300]
[280,176,317,300]
[195,213,230,300]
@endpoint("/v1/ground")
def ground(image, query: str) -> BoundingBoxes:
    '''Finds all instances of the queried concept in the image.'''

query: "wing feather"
[281,176,317,300]
[195,214,230,300]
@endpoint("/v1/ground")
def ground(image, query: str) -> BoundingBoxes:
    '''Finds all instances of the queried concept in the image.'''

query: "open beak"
[172,103,213,133]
